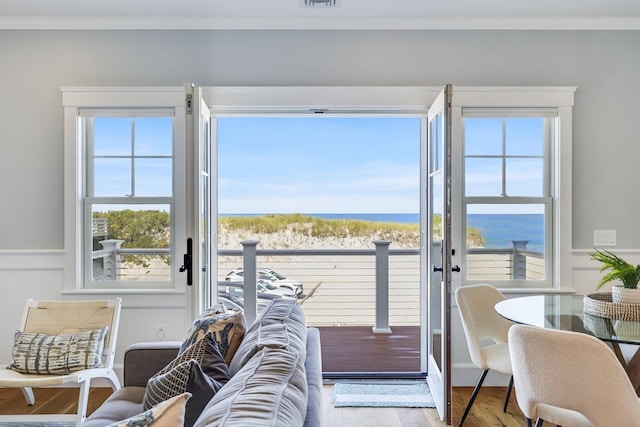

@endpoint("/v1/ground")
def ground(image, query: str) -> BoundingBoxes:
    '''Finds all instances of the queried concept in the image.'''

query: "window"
[62,87,187,291]
[462,110,555,287]
[82,112,175,286]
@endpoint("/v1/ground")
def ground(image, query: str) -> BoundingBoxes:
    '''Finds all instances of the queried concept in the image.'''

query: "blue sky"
[92,115,546,215]
[217,117,421,214]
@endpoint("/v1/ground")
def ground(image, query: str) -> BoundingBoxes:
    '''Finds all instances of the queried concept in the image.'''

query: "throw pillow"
[228,298,306,376]
[143,332,229,427]
[159,331,230,385]
[8,326,108,375]
[180,304,246,365]
[107,392,191,427]
[193,347,308,427]
[144,360,223,427]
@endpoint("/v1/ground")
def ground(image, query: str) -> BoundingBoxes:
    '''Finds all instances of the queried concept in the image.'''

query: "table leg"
[611,342,640,396]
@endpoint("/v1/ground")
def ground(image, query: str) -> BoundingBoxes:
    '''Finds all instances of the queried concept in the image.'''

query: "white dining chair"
[455,284,515,426]
[509,324,640,427]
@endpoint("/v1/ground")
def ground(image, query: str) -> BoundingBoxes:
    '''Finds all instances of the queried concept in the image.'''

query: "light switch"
[594,230,616,247]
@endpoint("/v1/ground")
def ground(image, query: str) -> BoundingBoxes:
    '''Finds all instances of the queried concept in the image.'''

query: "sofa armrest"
[304,328,323,427]
[123,341,181,387]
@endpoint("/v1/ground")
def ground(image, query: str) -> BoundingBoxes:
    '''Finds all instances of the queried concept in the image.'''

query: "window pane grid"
[83,112,175,287]
[463,113,552,288]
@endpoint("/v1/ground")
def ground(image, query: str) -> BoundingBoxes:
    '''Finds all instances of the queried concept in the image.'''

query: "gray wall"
[1,29,639,249]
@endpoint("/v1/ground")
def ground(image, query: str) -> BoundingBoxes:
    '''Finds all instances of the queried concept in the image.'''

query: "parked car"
[258,268,304,297]
[217,291,271,313]
[224,268,303,298]
[218,280,295,300]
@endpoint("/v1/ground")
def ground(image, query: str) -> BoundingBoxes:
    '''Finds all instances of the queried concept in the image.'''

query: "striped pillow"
[8,327,108,375]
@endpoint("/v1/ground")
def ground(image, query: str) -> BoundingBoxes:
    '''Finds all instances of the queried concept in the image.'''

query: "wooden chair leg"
[458,369,489,426]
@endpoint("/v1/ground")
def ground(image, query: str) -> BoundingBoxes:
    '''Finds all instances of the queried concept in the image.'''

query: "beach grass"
[219,213,483,246]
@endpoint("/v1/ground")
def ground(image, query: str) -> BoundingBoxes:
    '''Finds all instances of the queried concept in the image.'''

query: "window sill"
[61,288,186,296]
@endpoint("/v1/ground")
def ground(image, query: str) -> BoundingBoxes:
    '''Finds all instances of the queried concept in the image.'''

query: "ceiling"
[1,0,640,30]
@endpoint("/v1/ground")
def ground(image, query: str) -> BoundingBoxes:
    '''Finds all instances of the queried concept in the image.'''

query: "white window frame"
[462,109,555,288]
[61,87,187,292]
[450,87,575,293]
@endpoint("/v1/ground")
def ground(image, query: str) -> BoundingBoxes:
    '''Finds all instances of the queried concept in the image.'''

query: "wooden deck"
[318,325,422,373]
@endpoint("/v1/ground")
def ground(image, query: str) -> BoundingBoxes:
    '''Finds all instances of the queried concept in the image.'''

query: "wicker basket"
[583,292,640,321]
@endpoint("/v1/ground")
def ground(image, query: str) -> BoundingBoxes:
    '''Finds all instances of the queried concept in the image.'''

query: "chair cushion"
[8,326,108,375]
[180,304,246,365]
[107,392,191,427]
[193,347,308,427]
[228,298,306,377]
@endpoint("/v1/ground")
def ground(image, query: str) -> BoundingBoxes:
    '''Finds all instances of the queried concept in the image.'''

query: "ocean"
[220,213,545,251]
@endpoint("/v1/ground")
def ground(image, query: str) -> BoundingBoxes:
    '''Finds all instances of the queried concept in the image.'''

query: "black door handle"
[433,265,461,273]
[179,237,193,286]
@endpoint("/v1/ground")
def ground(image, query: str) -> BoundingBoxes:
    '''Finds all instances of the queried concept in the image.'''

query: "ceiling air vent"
[302,0,339,7]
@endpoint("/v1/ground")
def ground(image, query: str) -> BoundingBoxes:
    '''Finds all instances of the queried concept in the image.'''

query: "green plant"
[590,248,640,290]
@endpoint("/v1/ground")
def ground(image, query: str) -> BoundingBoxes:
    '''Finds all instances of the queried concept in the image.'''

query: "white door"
[425,84,454,423]
[188,86,216,319]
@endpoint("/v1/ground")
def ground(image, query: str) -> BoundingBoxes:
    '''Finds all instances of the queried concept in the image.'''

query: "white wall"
[1,29,639,383]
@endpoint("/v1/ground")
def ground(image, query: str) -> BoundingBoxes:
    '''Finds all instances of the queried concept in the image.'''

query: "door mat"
[332,381,435,408]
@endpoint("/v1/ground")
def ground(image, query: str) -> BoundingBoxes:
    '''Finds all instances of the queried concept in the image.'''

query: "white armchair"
[0,298,122,425]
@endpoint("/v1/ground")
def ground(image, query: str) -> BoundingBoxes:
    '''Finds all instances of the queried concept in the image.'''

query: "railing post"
[510,240,529,280]
[99,239,124,280]
[373,240,392,334]
[241,240,259,325]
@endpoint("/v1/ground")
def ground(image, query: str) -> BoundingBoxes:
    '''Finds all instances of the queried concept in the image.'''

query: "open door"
[426,84,453,423]
[188,85,216,319]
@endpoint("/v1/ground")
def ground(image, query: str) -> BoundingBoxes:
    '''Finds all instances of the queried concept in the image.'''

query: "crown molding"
[2,16,640,31]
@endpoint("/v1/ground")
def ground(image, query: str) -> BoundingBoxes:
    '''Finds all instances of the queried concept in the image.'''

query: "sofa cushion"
[180,304,246,365]
[228,298,306,377]
[193,347,308,427]
[82,386,146,427]
[8,326,108,375]
[107,392,191,427]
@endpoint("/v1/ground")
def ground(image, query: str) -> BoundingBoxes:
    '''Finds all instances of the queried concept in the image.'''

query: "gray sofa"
[85,299,323,427]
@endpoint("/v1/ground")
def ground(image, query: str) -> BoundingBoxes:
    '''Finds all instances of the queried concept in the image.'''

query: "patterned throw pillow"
[8,327,108,375]
[144,332,229,427]
[180,304,246,365]
[108,392,191,427]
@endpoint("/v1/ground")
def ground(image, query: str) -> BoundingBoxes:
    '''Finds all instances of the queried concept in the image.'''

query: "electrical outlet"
[594,230,616,247]
[155,325,167,341]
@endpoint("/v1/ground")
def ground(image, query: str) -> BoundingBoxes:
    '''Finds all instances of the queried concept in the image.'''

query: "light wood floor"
[0,385,527,426]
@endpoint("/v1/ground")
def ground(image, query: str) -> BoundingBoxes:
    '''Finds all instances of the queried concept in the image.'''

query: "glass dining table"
[495,294,640,395]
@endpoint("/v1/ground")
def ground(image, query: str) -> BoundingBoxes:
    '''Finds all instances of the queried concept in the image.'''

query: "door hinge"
[186,93,193,115]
